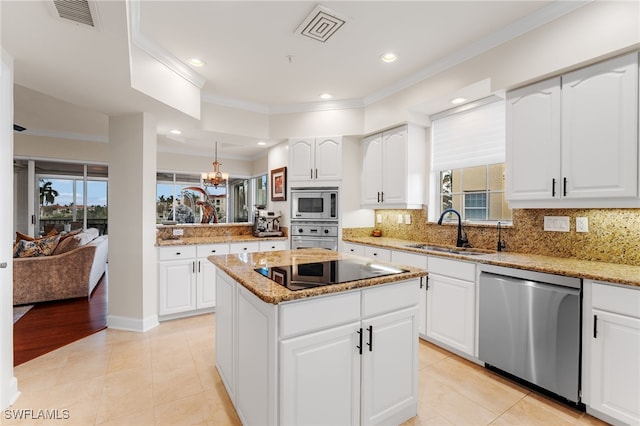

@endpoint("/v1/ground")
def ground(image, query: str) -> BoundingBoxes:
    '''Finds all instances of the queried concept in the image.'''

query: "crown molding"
[127,0,206,89]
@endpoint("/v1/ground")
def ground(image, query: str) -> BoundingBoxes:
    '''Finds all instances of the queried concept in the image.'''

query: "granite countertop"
[156,235,288,247]
[208,248,428,304]
[344,237,640,287]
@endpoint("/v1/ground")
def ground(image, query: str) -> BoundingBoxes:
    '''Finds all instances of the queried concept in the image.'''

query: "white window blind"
[431,99,505,171]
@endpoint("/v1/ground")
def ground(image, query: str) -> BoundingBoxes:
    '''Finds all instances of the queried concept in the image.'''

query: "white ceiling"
[2,0,580,160]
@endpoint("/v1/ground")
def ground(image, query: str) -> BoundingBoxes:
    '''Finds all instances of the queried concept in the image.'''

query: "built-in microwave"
[290,187,338,221]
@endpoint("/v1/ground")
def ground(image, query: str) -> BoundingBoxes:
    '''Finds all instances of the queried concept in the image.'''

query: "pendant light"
[202,141,228,187]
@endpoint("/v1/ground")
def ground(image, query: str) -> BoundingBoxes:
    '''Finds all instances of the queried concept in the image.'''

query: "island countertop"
[208,248,428,304]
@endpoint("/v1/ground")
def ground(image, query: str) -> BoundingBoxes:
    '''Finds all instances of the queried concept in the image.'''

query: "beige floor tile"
[429,356,528,415]
[95,408,155,426]
[418,340,450,370]
[8,313,609,426]
[95,367,154,424]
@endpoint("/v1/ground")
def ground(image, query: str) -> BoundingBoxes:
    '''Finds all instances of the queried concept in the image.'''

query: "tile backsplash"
[343,208,640,266]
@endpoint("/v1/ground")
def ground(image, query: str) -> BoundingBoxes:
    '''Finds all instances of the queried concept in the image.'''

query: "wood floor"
[13,275,108,366]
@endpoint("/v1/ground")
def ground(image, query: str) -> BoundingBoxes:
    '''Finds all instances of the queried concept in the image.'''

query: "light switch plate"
[397,214,403,224]
[172,228,184,236]
[404,214,411,224]
[543,216,570,232]
[376,214,382,223]
[576,217,589,233]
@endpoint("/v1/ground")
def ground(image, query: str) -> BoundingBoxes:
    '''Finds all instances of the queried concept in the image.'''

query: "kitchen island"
[208,248,428,426]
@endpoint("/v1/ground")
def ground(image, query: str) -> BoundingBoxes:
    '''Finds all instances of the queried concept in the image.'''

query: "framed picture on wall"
[270,167,287,201]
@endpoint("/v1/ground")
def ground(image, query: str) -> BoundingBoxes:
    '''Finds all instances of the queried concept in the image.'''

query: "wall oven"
[291,187,338,221]
[290,222,338,251]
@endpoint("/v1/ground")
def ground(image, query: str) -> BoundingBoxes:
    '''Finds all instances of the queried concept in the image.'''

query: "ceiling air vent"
[296,4,346,43]
[51,0,98,28]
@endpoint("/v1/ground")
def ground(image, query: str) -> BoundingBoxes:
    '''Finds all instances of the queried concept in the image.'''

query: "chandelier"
[202,141,228,188]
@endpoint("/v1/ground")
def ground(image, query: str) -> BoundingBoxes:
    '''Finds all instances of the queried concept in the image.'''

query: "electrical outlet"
[397,214,403,224]
[376,214,382,223]
[172,228,184,236]
[543,216,570,232]
[404,214,411,224]
[576,217,589,233]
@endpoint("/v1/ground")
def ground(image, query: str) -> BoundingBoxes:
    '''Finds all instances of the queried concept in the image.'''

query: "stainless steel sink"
[404,244,491,256]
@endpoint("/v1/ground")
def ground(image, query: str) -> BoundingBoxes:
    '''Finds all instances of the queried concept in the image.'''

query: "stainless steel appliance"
[253,208,282,237]
[254,258,408,291]
[290,222,338,250]
[291,187,338,221]
[478,264,582,405]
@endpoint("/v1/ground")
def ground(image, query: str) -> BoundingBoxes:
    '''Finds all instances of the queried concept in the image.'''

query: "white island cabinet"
[583,280,640,426]
[215,268,420,426]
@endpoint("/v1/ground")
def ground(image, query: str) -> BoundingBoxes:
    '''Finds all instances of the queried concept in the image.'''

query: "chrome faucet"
[437,208,469,248]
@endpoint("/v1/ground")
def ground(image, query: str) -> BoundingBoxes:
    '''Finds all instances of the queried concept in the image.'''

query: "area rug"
[13,305,33,324]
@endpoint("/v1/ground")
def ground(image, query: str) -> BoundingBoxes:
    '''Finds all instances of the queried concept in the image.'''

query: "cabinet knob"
[211,250,216,253]
[176,252,181,256]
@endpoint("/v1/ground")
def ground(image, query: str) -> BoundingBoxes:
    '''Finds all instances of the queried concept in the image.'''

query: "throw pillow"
[13,240,44,258]
[52,235,81,255]
[15,231,35,243]
[13,234,61,258]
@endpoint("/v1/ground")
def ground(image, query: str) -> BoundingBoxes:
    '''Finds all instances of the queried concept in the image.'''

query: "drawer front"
[197,243,230,258]
[592,282,640,318]
[428,256,475,282]
[229,241,261,254]
[343,242,365,256]
[362,279,419,318]
[259,240,288,252]
[158,245,197,261]
[280,291,361,338]
[364,246,391,262]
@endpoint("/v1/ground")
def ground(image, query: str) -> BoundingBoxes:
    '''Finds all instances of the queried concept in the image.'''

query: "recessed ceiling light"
[169,129,182,135]
[450,97,467,105]
[257,141,267,146]
[380,52,397,63]
[187,57,205,67]
[320,93,332,100]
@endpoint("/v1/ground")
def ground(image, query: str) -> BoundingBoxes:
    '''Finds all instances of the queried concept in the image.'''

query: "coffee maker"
[253,207,282,237]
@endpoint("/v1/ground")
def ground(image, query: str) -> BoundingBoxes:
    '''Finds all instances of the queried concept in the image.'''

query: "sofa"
[13,229,109,306]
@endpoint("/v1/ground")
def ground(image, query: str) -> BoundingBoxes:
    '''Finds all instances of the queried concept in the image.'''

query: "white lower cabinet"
[159,239,286,319]
[216,269,419,426]
[425,256,476,357]
[391,250,428,338]
[158,246,197,316]
[280,321,362,426]
[583,281,640,425]
[196,243,230,309]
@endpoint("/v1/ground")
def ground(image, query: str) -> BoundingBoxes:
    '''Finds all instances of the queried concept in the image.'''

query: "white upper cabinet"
[361,124,426,209]
[561,53,638,200]
[289,136,342,183]
[506,77,562,201]
[506,52,639,208]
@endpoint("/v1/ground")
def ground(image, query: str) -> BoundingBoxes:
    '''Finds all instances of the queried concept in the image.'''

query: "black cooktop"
[254,258,409,291]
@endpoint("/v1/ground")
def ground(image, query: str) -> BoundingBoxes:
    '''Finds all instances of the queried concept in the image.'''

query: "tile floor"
[4,314,606,425]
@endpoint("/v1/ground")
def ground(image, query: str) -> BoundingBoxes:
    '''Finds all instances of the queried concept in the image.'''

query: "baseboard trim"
[107,314,159,333]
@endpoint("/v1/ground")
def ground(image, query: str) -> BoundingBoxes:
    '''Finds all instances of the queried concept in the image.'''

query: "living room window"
[31,161,109,235]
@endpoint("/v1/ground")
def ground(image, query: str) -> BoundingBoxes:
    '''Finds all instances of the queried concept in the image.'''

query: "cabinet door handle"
[377,192,380,203]
[563,177,568,196]
[593,314,598,339]
[357,328,363,355]
[310,169,313,179]
[367,325,373,352]
[425,277,429,291]
[420,277,423,289]
[192,261,196,273]
[552,178,556,197]
[381,192,384,203]
[198,261,201,273]
[315,168,318,179]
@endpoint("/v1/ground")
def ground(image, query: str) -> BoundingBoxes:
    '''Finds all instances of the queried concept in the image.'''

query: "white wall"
[267,141,289,226]
[341,136,374,228]
[1,48,19,410]
[269,108,365,140]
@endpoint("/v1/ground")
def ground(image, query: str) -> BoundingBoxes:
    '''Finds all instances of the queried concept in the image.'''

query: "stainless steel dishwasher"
[478,264,582,405]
